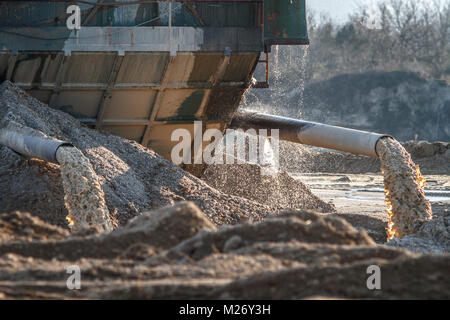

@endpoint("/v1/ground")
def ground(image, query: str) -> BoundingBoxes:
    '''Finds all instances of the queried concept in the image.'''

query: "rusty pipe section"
[0,128,72,163]
[230,110,391,158]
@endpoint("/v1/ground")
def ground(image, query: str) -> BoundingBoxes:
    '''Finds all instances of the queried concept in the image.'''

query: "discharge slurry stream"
[296,46,309,118]
[56,146,113,233]
[376,138,432,240]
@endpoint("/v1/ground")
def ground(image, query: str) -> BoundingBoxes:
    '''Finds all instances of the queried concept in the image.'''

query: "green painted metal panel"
[0,1,259,28]
[264,0,309,47]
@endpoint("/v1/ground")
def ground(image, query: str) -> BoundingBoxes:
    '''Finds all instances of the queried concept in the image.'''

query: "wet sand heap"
[202,131,335,213]
[376,137,432,239]
[203,163,335,213]
[56,146,113,233]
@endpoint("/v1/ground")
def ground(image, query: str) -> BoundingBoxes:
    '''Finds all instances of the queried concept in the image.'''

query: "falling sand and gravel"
[376,138,433,239]
[376,138,449,253]
[56,146,113,233]
[0,81,449,299]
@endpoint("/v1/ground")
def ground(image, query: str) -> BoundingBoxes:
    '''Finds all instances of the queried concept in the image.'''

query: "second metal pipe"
[230,110,390,158]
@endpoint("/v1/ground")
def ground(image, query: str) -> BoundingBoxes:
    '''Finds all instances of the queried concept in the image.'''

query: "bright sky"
[307,0,437,23]
[307,0,374,22]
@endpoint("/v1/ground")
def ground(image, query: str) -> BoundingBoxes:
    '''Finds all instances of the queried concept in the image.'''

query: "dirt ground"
[0,202,448,299]
[294,173,449,245]
[0,81,449,299]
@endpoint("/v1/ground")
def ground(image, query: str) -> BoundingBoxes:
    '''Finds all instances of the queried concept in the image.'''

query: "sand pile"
[201,130,335,213]
[202,163,335,213]
[0,202,448,299]
[0,211,69,242]
[387,213,450,253]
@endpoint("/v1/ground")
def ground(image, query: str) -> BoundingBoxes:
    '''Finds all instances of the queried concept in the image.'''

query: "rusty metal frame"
[14,0,263,5]
[182,2,206,27]
[95,54,124,129]
[140,55,174,146]
[13,81,248,91]
[180,49,231,172]
[48,55,69,107]
[5,55,18,81]
[82,0,106,26]
[140,48,233,146]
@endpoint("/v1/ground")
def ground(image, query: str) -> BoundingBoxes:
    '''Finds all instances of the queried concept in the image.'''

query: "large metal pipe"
[230,110,391,158]
[0,128,72,163]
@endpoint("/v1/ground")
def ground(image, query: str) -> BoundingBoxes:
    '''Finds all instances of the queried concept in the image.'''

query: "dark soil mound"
[2,202,448,300]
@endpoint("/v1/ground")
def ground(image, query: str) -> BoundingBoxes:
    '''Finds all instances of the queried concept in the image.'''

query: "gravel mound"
[202,163,335,213]
[0,211,69,242]
[0,202,216,261]
[387,212,450,254]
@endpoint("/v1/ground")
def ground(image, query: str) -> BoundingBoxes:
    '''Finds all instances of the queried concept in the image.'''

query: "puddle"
[313,188,450,203]
[349,188,450,203]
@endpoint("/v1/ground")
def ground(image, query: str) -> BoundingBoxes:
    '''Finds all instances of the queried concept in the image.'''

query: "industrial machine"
[0,1,388,173]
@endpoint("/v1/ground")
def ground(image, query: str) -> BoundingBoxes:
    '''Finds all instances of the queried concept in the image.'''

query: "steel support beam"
[140,55,175,146]
[5,55,18,81]
[95,54,124,130]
